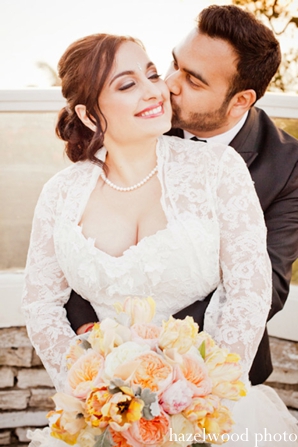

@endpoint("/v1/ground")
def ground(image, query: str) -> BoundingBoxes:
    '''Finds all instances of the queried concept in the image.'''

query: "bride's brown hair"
[56,34,143,165]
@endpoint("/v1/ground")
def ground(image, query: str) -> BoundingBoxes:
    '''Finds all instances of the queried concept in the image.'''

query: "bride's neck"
[104,138,158,178]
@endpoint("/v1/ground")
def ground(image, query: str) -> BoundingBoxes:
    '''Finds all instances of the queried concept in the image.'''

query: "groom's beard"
[170,97,230,133]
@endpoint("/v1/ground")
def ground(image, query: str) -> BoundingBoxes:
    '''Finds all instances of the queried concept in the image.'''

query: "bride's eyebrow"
[109,62,155,86]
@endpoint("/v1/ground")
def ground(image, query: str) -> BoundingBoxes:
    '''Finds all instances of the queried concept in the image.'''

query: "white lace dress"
[22,136,298,446]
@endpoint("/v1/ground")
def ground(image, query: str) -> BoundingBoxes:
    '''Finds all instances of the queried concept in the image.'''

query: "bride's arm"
[22,179,75,392]
[204,146,272,380]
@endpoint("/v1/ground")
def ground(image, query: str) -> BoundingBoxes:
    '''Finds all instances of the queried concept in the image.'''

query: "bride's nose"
[142,78,162,100]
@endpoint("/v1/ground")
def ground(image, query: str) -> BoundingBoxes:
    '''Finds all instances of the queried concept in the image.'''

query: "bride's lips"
[135,102,164,118]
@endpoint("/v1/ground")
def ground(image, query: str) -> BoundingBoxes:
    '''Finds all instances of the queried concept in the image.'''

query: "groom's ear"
[228,89,257,118]
[75,104,97,132]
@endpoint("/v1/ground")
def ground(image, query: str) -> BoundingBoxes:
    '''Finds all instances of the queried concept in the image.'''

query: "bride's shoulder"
[159,135,236,164]
[41,160,96,196]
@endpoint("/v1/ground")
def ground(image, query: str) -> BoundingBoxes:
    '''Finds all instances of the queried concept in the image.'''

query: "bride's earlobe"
[75,104,97,132]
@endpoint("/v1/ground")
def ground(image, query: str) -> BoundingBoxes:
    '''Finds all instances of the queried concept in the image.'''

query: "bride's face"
[98,41,172,145]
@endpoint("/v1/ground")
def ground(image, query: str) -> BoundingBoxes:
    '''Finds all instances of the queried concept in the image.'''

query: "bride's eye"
[148,73,161,81]
[119,82,135,91]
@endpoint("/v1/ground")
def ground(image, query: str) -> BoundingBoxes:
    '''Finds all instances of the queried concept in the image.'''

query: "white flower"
[104,341,150,379]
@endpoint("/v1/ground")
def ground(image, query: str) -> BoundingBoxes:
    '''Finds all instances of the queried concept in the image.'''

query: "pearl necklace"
[101,165,158,192]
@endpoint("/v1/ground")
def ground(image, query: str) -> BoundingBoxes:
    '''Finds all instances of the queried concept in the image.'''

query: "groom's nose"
[164,67,181,96]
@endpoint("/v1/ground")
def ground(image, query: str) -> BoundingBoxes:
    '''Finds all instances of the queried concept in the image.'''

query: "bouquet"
[47,297,246,447]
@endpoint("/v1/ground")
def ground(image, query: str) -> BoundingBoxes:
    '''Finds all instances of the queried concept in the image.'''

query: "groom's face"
[165,29,238,137]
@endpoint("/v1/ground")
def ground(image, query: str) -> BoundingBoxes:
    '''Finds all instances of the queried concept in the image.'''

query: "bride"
[22,33,298,446]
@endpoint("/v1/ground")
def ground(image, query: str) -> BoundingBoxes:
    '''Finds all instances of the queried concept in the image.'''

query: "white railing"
[0,88,298,341]
[1,88,298,117]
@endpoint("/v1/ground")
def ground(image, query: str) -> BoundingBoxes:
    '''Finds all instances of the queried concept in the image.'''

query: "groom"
[65,5,298,385]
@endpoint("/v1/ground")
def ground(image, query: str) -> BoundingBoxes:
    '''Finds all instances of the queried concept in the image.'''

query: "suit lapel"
[229,107,260,167]
[168,108,261,168]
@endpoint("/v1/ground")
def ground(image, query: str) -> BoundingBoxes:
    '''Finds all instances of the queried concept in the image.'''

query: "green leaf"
[140,388,159,420]
[93,428,114,447]
[198,340,206,359]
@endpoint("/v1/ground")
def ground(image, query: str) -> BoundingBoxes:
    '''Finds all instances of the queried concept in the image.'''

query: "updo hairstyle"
[56,33,143,164]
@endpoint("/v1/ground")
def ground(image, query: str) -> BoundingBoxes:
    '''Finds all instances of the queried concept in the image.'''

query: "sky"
[0,0,224,88]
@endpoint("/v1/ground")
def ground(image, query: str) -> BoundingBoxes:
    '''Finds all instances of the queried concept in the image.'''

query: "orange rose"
[111,429,134,447]
[132,351,173,393]
[122,411,170,447]
[67,350,105,399]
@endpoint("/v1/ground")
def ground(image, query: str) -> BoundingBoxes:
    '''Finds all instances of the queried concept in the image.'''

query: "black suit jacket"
[65,107,298,385]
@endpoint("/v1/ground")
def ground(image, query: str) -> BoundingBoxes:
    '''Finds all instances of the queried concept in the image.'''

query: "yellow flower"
[163,414,195,447]
[102,391,144,432]
[47,394,87,444]
[212,380,247,400]
[198,404,234,445]
[159,316,198,354]
[114,296,156,324]
[76,426,102,447]
[183,395,220,423]
[88,320,131,357]
[86,386,111,429]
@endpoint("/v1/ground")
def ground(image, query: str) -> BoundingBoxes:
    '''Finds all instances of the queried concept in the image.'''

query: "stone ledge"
[29,388,55,409]
[0,431,11,445]
[0,367,14,388]
[17,368,53,388]
[0,347,33,367]
[0,328,31,348]
[0,411,48,429]
[0,389,30,410]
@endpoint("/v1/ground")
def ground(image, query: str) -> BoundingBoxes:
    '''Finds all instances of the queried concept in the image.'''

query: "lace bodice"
[22,136,271,391]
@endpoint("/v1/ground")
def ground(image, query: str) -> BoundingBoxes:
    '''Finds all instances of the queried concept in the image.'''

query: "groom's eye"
[172,60,179,70]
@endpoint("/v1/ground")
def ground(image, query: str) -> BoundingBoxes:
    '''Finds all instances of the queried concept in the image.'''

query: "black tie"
[190,136,207,142]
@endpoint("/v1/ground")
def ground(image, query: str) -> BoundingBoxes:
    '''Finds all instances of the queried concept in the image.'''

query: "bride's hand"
[76,323,95,335]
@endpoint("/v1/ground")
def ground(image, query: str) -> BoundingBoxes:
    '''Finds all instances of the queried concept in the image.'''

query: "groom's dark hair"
[197,5,281,102]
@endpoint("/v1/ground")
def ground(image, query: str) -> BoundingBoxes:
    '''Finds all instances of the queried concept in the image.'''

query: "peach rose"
[67,350,105,399]
[179,355,212,397]
[159,316,198,354]
[131,323,161,349]
[132,351,173,393]
[66,339,85,369]
[122,410,170,447]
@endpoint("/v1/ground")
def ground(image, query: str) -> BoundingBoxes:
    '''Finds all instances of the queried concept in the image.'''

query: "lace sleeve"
[204,146,272,379]
[22,180,75,392]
